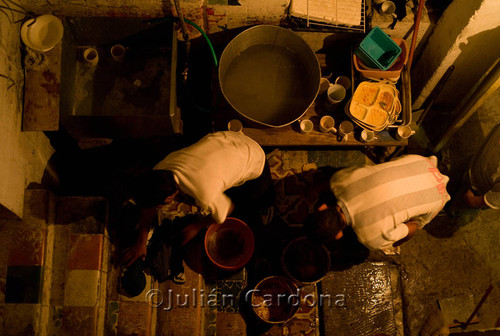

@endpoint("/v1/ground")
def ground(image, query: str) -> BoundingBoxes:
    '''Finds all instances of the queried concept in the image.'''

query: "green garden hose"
[183,18,218,68]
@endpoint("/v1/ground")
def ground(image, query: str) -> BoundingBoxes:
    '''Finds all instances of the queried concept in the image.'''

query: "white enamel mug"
[299,119,314,134]
[395,125,415,140]
[360,129,375,143]
[338,120,354,141]
[319,115,337,133]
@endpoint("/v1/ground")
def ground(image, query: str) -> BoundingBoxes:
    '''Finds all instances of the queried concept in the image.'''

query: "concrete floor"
[396,87,500,335]
[398,205,500,335]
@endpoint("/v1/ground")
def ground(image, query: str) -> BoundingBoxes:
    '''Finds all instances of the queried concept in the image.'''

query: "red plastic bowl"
[204,217,255,271]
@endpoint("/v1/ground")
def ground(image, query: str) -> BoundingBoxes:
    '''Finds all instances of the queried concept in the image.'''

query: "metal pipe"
[173,0,189,42]
[407,0,425,69]
[462,285,494,329]
[173,0,190,84]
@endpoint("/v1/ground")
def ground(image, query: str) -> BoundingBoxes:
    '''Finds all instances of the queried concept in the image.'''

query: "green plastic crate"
[355,26,402,71]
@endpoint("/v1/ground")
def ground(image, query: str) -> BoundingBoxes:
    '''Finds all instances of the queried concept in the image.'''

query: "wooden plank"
[60,115,176,139]
[237,104,408,147]
[215,88,408,147]
[22,42,61,131]
[243,125,407,147]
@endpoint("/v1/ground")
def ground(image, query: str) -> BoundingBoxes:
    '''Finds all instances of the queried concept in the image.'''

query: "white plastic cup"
[111,44,126,62]
[335,76,351,91]
[318,78,331,95]
[360,129,375,143]
[319,115,337,133]
[83,48,99,66]
[299,119,314,134]
[227,119,243,132]
[395,125,415,140]
[326,84,346,111]
[338,120,354,141]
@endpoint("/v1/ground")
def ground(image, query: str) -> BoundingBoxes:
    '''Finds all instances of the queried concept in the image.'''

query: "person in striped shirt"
[307,155,451,250]
[462,123,500,209]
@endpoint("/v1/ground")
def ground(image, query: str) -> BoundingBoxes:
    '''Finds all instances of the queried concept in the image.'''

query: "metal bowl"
[219,25,321,128]
[251,276,300,324]
[281,236,331,285]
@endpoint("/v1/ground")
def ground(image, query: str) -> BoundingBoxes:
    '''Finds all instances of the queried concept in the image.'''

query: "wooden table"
[214,95,408,147]
[241,102,408,147]
[213,31,411,148]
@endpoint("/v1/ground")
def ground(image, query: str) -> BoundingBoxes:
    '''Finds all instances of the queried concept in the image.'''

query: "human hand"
[181,216,216,246]
[463,189,486,208]
[122,240,147,268]
[393,221,419,247]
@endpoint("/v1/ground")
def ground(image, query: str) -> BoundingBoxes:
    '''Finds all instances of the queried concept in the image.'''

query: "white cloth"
[154,131,265,223]
[330,155,450,250]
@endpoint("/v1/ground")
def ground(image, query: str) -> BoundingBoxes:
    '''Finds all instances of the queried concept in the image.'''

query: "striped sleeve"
[331,155,450,249]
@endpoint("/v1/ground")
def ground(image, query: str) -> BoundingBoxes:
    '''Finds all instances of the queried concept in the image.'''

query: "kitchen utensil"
[204,217,254,271]
[219,25,320,127]
[251,276,299,324]
[21,15,63,52]
[299,119,314,134]
[281,236,330,284]
[319,115,337,133]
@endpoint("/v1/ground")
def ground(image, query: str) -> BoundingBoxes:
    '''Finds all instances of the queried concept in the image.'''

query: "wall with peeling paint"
[0,17,54,218]
[412,0,500,110]
[20,0,289,39]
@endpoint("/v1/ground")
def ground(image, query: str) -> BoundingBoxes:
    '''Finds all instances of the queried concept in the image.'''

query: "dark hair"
[132,170,178,208]
[305,207,342,243]
[120,259,146,297]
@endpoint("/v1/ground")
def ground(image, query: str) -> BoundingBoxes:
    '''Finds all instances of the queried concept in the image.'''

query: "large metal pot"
[219,25,321,127]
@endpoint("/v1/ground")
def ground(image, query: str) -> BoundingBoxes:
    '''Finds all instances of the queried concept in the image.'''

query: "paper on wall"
[289,0,362,26]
